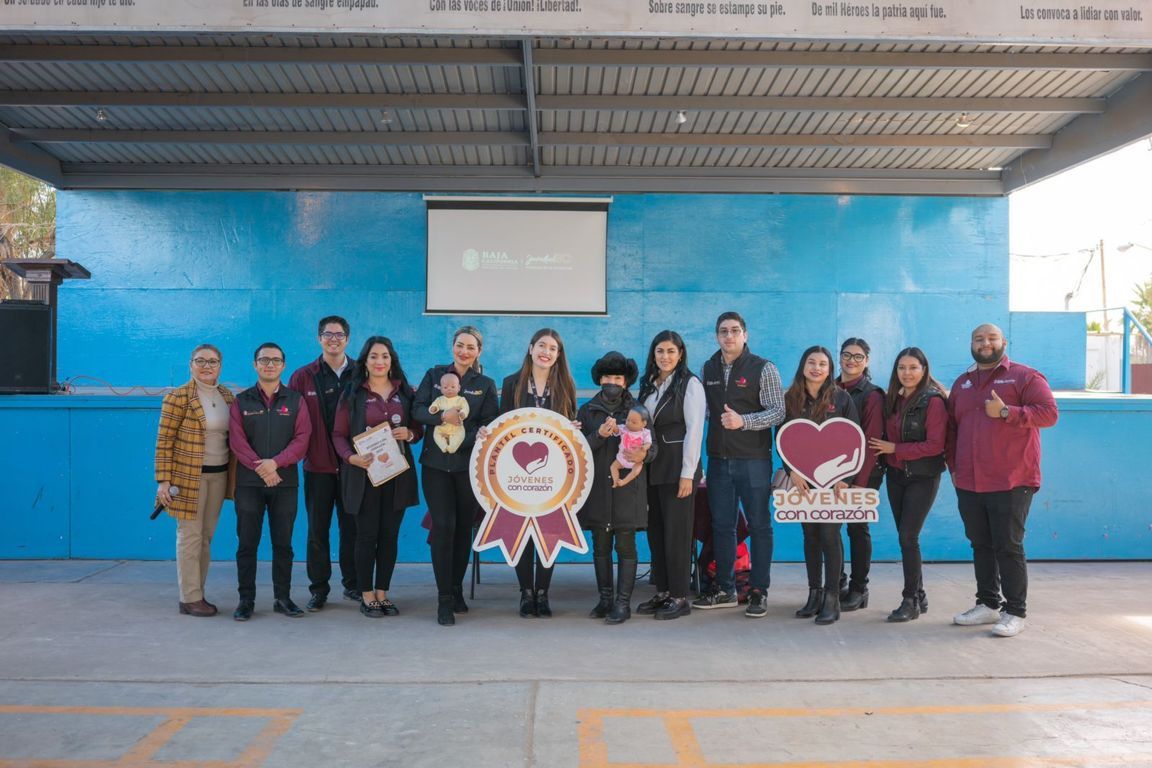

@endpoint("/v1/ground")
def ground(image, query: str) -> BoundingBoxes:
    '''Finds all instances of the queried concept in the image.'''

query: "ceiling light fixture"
[380,110,393,125]
[986,165,1003,171]
[675,110,688,125]
[955,112,972,128]
[95,108,108,122]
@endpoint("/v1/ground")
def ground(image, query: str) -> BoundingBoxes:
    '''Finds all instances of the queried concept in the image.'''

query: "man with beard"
[947,323,1058,637]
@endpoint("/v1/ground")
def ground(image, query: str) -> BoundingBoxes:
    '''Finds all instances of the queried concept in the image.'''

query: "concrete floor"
[1,559,1150,767]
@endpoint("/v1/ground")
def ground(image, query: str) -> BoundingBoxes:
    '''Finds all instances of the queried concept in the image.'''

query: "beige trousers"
[176,471,227,603]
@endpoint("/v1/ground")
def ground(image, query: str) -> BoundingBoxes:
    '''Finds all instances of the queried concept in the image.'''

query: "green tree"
[1134,277,1152,331]
[0,167,56,301]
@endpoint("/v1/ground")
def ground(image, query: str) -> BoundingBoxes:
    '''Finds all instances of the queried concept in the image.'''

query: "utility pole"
[1099,238,1109,331]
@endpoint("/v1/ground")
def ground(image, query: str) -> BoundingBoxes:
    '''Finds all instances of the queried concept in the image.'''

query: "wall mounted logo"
[462,248,480,271]
[471,408,592,567]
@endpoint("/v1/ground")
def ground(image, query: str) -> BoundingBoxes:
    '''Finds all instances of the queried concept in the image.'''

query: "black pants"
[957,486,1035,618]
[646,482,696,598]
[304,470,357,597]
[841,474,881,592]
[886,469,941,600]
[423,465,476,597]
[801,522,843,591]
[234,485,298,602]
[515,542,553,592]
[592,527,637,560]
[355,479,402,593]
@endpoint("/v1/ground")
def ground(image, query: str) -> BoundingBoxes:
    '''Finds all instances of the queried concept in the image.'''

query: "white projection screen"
[425,197,610,315]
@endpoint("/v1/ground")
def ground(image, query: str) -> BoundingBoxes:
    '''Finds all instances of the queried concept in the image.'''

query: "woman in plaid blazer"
[155,343,236,617]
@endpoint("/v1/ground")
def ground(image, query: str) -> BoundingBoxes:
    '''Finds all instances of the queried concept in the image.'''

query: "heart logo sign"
[775,417,865,488]
[512,441,549,475]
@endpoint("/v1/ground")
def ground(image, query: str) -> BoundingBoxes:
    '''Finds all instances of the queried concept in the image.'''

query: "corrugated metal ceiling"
[1,32,1149,194]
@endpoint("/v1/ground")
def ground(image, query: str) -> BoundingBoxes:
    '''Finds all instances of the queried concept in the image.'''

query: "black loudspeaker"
[0,301,52,394]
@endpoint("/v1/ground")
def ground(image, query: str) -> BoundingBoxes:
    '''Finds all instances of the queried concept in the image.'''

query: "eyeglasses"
[717,327,744,337]
[256,357,285,366]
[320,331,348,341]
[191,358,221,368]
[840,352,867,363]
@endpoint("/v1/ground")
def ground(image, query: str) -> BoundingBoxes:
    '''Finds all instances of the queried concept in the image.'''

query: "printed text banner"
[1,1,1150,46]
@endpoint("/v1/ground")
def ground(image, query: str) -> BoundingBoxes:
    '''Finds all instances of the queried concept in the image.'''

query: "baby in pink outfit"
[611,405,652,488]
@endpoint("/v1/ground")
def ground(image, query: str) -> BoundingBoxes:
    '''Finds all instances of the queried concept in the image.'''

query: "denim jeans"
[706,457,774,593]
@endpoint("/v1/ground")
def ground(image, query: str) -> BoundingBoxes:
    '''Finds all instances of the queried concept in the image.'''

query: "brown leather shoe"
[179,600,217,617]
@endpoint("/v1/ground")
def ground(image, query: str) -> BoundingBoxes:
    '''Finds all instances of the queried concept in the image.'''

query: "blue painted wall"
[53,192,1009,391]
[1010,311,1086,390]
[2,393,1149,560]
[6,190,1141,563]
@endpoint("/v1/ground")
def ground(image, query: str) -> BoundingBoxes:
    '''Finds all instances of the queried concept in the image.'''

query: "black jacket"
[233,385,306,488]
[641,371,703,487]
[412,363,499,473]
[576,391,656,532]
[339,384,421,516]
[702,346,774,459]
[498,372,575,418]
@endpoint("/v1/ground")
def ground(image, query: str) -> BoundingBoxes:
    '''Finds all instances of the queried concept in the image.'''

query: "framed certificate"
[352,422,410,487]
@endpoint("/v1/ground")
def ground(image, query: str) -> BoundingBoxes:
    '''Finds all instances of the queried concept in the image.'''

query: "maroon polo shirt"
[946,356,1059,493]
[884,394,948,472]
[332,381,422,462]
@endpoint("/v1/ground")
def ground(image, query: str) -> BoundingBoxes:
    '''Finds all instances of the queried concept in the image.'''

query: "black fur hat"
[590,351,638,387]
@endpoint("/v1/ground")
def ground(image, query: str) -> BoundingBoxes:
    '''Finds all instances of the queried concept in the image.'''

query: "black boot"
[795,588,823,618]
[519,588,537,618]
[837,572,849,601]
[605,559,637,625]
[452,585,468,614]
[535,589,552,618]
[917,590,928,614]
[589,557,614,618]
[841,588,869,612]
[815,590,840,625]
[437,595,455,626]
[887,597,921,623]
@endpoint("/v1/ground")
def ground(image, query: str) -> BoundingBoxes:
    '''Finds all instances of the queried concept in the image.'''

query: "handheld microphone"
[150,486,180,520]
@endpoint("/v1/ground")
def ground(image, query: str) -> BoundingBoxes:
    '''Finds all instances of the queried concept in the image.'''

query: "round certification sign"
[470,408,593,567]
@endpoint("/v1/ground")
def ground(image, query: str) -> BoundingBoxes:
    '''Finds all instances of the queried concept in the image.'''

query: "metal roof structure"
[1,33,1150,195]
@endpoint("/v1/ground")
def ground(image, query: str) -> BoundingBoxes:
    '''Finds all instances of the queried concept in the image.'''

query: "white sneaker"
[953,604,1002,626]
[992,614,1027,637]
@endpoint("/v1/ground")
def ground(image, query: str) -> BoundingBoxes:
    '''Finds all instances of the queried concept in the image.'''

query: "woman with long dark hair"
[868,347,948,623]
[834,337,886,611]
[782,345,859,625]
[633,330,705,621]
[333,336,422,618]
[497,328,579,618]
[413,326,499,626]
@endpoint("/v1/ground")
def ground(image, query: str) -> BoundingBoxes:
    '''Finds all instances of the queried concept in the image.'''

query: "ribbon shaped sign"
[774,417,880,524]
[471,408,593,567]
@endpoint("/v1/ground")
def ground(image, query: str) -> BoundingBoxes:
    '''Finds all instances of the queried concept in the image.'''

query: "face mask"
[600,383,624,400]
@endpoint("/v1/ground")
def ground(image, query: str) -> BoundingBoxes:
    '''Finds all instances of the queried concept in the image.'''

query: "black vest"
[702,347,773,460]
[843,374,886,482]
[234,384,305,487]
[645,372,703,486]
[898,388,946,478]
[339,384,419,515]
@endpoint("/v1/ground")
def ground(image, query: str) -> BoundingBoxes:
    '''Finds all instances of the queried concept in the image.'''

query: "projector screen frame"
[423,195,612,317]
